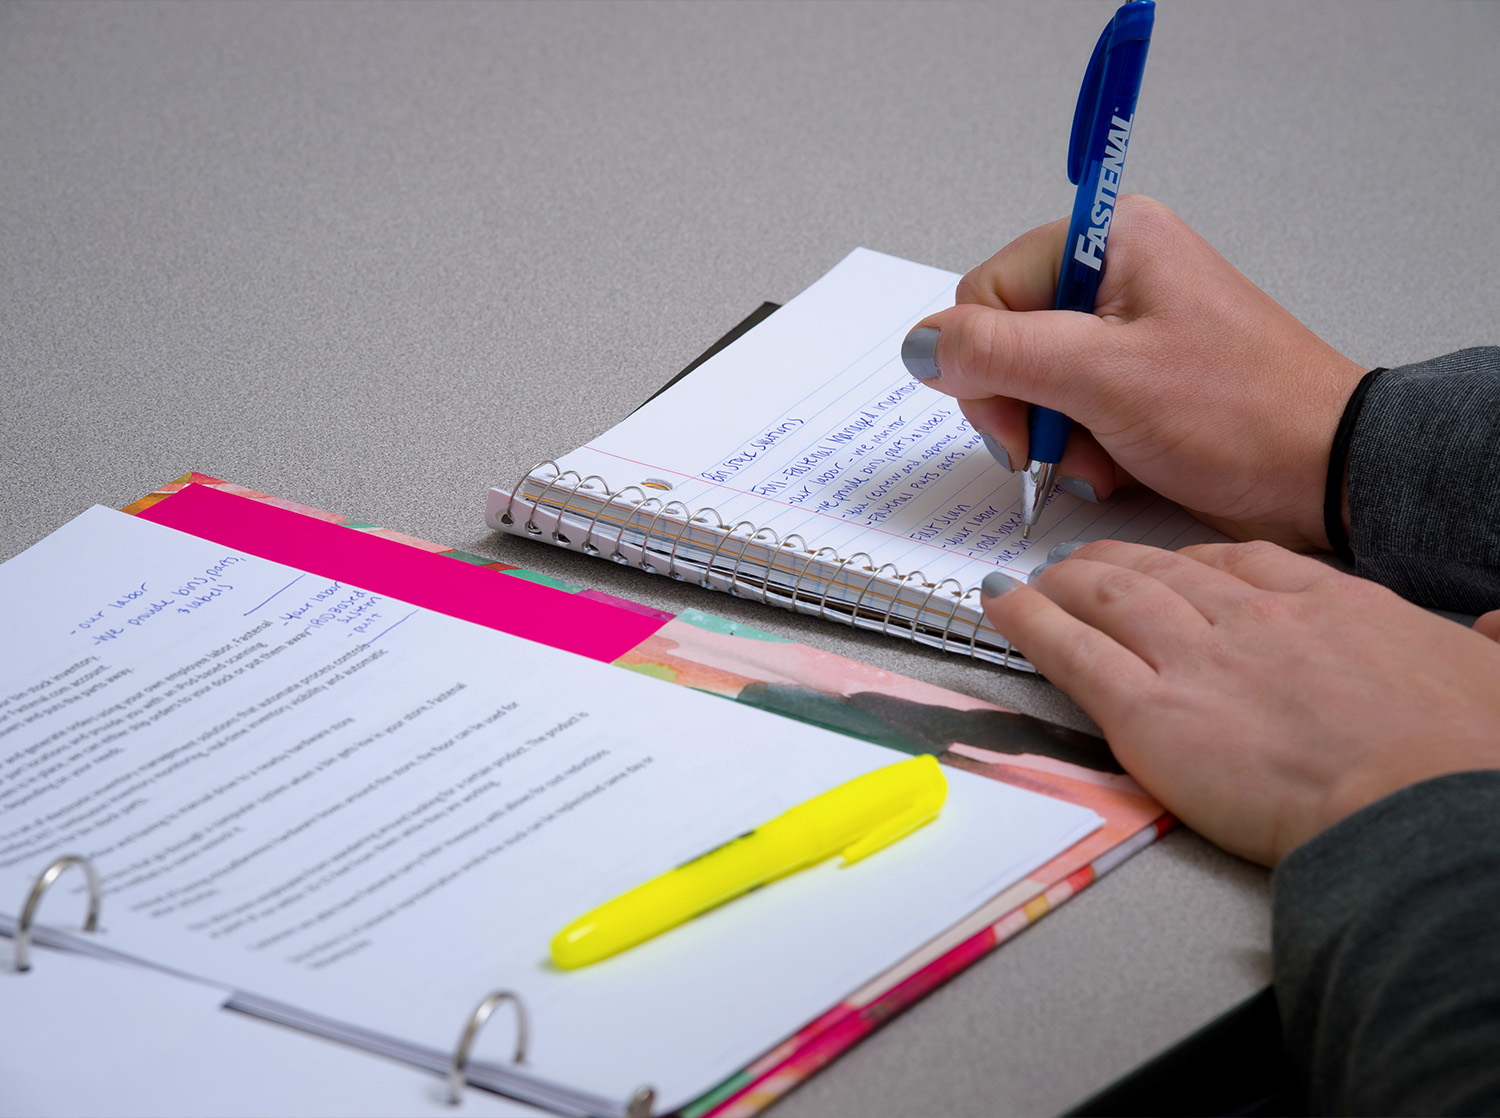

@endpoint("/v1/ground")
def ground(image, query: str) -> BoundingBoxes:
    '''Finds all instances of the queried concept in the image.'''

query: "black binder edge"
[629,301,782,415]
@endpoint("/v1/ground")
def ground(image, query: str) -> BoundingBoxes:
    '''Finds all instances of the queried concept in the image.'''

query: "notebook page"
[0,507,1100,1111]
[557,247,1221,587]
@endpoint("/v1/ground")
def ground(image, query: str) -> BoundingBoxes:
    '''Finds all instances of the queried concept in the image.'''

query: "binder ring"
[15,855,101,973]
[447,989,530,1106]
[625,1086,657,1118]
[500,460,561,527]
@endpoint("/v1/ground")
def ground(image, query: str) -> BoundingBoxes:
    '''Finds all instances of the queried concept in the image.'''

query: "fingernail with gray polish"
[1057,476,1098,503]
[981,570,1021,598]
[1047,540,1087,562]
[1030,541,1087,583]
[901,326,941,380]
[981,432,1013,472]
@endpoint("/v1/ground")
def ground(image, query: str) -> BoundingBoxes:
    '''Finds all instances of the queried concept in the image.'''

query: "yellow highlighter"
[550,754,947,970]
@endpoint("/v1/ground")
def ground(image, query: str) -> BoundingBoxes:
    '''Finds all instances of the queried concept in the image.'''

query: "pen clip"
[1066,21,1112,186]
[1067,1,1155,186]
[841,798,943,865]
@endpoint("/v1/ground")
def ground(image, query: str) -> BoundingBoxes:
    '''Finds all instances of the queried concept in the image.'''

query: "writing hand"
[904,196,1367,551]
[981,540,1500,865]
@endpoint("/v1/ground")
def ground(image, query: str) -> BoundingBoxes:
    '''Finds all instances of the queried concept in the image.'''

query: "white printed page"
[0,508,1100,1110]
[0,949,542,1118]
[556,247,1221,586]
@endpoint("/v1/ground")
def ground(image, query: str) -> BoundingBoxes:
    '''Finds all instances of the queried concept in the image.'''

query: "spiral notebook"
[488,248,1224,669]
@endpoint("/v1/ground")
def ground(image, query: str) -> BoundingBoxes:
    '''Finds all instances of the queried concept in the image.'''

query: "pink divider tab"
[137,484,667,662]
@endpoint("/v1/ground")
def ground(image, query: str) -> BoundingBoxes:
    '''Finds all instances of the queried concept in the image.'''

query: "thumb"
[903,300,1121,422]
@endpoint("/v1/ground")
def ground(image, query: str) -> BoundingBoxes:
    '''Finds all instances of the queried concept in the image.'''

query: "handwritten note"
[65,555,246,646]
[555,247,1222,590]
[138,482,667,662]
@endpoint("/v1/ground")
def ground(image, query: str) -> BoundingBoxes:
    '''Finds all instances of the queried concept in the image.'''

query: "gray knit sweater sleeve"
[1273,771,1500,1115]
[1346,347,1500,613]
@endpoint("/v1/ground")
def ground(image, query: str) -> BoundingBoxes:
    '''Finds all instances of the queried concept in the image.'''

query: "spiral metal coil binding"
[499,463,1023,666]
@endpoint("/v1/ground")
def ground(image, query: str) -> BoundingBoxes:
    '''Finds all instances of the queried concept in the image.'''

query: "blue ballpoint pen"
[1021,0,1155,539]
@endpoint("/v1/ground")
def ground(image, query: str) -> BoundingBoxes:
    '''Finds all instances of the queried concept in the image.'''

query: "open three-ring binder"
[8,857,569,1116]
[488,248,1224,671]
[1,504,1106,1117]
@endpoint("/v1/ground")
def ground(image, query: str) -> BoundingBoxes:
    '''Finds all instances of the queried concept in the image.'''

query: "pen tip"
[1021,524,1033,540]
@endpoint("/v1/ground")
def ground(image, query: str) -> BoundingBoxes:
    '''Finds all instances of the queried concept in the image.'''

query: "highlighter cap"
[841,754,946,864]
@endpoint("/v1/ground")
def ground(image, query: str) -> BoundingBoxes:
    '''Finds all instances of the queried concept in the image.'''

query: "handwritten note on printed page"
[138,482,667,661]
[560,248,1223,586]
[0,508,1099,1112]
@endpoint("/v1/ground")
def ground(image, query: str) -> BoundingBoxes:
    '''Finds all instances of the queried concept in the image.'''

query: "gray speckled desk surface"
[2,2,1495,1113]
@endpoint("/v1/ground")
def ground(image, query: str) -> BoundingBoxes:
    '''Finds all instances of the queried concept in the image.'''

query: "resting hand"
[981,541,1500,866]
[904,196,1366,551]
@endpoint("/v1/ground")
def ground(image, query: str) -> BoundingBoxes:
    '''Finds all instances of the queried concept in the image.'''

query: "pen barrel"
[1056,32,1150,316]
[1026,407,1073,468]
[1036,15,1150,477]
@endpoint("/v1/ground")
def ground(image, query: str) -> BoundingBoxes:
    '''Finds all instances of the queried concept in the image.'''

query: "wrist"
[1323,367,1385,560]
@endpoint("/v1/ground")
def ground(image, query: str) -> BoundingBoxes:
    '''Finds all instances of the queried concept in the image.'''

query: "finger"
[1052,430,1129,503]
[907,302,1122,425]
[1053,539,1267,620]
[954,216,1071,312]
[1026,552,1214,670]
[1176,540,1345,594]
[979,574,1157,729]
[959,398,1127,499]
[958,396,1026,472]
